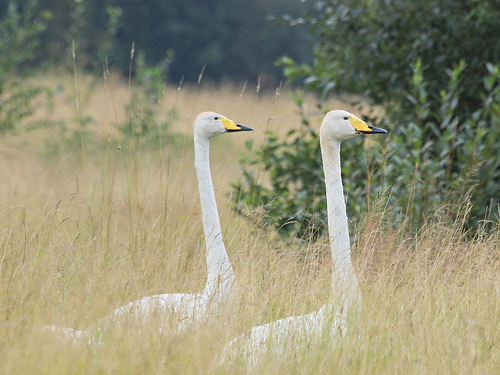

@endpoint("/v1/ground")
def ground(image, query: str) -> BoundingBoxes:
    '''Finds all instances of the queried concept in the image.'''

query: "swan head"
[320,110,387,142]
[194,111,253,139]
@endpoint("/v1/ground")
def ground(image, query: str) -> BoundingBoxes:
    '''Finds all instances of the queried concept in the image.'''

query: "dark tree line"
[0,0,314,85]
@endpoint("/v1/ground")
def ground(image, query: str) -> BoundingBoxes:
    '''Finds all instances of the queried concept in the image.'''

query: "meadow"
[0,70,499,374]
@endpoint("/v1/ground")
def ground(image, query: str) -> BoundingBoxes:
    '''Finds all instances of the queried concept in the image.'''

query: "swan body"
[225,110,386,362]
[46,112,252,344]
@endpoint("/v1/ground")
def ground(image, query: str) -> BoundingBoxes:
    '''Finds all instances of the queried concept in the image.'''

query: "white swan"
[224,110,386,363]
[46,112,253,343]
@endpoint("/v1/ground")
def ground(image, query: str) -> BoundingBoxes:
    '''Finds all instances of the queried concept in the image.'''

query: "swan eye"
[343,117,349,120]
[214,117,219,120]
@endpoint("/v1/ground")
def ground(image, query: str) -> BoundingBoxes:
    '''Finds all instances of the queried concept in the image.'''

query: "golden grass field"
[0,70,499,374]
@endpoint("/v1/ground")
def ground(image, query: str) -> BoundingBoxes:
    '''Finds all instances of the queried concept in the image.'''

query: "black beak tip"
[364,125,387,134]
[237,124,253,131]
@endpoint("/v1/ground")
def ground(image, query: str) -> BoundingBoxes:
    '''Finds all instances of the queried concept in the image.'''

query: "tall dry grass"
[0,69,499,374]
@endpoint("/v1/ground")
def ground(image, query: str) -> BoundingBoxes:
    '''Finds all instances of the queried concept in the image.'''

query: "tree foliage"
[9,0,313,84]
[232,0,500,238]
[109,0,312,84]
[282,0,500,112]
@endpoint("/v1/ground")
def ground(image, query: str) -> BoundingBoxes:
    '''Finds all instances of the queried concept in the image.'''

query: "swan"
[224,110,387,363]
[46,111,253,344]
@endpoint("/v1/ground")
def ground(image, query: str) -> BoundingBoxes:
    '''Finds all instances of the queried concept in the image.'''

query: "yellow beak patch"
[348,117,372,134]
[221,117,240,131]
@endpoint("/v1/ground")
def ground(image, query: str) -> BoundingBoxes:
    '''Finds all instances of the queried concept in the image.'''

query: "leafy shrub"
[231,62,500,239]
[232,119,326,240]
[381,60,500,228]
[280,0,500,117]
[231,0,500,238]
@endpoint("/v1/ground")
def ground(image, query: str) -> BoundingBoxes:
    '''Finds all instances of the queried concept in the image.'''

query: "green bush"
[231,62,500,239]
[231,117,326,241]
[231,0,500,238]
[280,0,500,116]
[383,60,500,228]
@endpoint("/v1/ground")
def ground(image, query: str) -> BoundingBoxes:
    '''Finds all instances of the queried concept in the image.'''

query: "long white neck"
[319,133,360,310]
[194,134,237,298]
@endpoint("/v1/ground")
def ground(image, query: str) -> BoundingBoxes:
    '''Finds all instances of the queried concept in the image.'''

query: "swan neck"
[194,134,236,296]
[320,135,359,301]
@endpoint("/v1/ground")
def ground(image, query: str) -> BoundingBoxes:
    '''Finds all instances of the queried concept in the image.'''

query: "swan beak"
[222,117,254,132]
[349,117,387,134]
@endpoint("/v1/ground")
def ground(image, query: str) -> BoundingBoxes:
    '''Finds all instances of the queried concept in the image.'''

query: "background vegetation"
[233,0,500,239]
[0,0,313,85]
